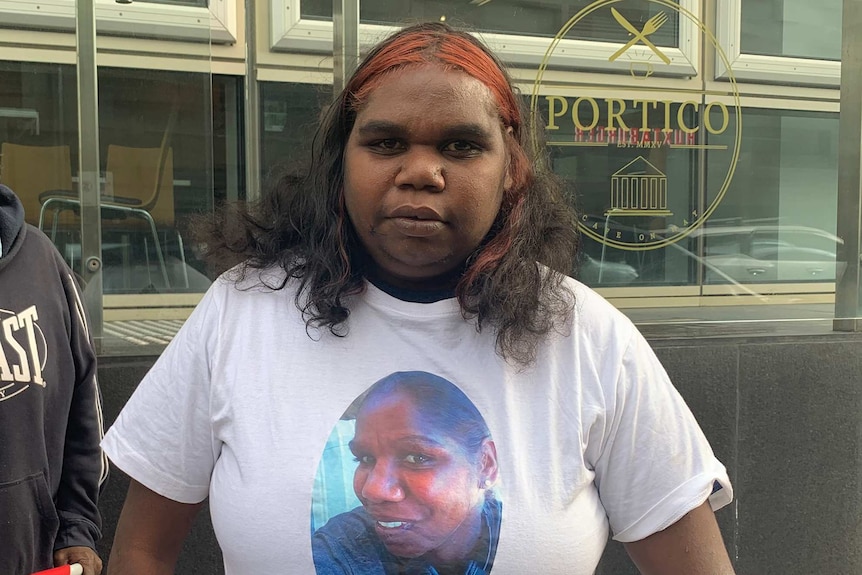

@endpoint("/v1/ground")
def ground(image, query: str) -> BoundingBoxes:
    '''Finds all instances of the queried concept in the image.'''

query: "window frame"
[0,0,237,44]
[714,0,840,87]
[270,0,701,77]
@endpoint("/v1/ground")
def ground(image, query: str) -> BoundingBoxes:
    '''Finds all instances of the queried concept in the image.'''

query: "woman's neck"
[365,271,459,303]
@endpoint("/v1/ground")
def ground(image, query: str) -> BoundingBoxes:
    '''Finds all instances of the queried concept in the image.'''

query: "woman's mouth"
[387,205,446,237]
[377,520,408,529]
[372,516,423,556]
[391,216,445,237]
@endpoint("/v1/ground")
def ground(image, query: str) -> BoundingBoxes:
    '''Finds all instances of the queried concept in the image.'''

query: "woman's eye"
[404,453,431,465]
[371,139,403,152]
[443,140,481,155]
[354,455,375,465]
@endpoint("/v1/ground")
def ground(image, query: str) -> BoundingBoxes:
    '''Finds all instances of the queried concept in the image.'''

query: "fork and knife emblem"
[608,7,671,65]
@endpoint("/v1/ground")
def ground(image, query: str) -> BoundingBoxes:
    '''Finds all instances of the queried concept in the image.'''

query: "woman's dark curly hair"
[195,21,579,365]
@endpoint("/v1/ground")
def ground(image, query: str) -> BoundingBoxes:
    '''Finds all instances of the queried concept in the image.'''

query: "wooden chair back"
[0,143,74,226]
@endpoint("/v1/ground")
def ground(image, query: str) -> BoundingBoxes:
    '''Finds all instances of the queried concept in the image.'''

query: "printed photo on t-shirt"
[311,371,502,574]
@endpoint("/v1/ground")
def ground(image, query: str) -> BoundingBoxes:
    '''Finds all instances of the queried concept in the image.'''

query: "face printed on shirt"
[351,389,494,563]
[311,371,501,573]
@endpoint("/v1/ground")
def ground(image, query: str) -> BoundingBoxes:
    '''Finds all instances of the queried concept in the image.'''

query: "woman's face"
[343,64,513,290]
[350,391,493,564]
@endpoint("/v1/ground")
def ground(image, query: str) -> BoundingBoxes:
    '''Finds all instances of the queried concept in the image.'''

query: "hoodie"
[0,184,107,574]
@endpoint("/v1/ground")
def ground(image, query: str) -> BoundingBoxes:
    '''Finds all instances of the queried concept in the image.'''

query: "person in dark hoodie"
[0,184,107,575]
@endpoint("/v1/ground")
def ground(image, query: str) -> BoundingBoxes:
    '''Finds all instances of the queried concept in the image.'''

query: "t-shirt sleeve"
[590,329,732,543]
[101,282,223,504]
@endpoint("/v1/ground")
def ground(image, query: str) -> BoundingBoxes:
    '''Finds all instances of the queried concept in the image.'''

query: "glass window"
[538,94,703,288]
[0,64,241,299]
[300,0,679,46]
[740,0,841,61]
[93,69,238,296]
[260,82,332,186]
[544,97,841,297]
[704,108,841,285]
[0,61,79,232]
[0,0,229,41]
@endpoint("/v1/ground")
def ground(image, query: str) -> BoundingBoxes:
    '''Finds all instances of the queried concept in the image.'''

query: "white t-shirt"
[102,269,731,575]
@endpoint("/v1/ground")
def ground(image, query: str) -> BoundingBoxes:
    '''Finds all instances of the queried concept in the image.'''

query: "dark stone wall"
[596,333,862,575]
[96,333,862,574]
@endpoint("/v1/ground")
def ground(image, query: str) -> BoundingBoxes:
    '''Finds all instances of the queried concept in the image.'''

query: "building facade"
[1,0,858,349]
[3,0,862,573]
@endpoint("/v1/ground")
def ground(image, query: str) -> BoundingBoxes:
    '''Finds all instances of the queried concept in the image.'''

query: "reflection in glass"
[91,69,237,295]
[538,95,700,287]
[740,0,841,61]
[556,101,842,290]
[0,63,241,296]
[706,109,841,284]
[0,62,78,233]
[260,82,331,187]
[301,0,679,46]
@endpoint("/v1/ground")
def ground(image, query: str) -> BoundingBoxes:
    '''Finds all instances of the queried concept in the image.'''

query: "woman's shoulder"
[556,272,638,339]
[212,262,298,295]
[190,263,302,323]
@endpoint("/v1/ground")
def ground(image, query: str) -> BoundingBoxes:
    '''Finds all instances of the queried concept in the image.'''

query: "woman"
[102,22,735,575]
[313,371,501,575]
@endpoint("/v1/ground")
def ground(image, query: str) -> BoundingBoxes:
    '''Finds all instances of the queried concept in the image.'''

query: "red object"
[31,564,83,575]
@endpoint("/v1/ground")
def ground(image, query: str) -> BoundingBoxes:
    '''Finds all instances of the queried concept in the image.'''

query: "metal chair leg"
[38,201,49,230]
[51,207,61,241]
[141,210,170,288]
[176,231,189,289]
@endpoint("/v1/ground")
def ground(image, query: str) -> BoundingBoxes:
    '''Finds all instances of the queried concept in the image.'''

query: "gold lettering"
[607,99,629,130]
[573,97,600,131]
[545,96,568,131]
[704,101,730,134]
[632,100,657,130]
[662,101,674,133]
[677,102,698,134]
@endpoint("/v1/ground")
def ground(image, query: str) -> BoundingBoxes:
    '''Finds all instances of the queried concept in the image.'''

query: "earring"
[483,479,493,487]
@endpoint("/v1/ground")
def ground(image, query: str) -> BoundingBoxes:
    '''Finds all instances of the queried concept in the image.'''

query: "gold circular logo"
[530,0,742,251]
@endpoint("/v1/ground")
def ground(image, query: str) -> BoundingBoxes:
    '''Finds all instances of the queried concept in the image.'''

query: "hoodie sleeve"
[53,260,108,551]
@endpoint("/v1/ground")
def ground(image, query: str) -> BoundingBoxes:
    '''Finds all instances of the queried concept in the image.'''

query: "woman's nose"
[394,147,445,192]
[359,462,405,503]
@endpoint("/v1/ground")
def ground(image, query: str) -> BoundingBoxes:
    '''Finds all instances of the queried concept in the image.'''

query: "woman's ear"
[479,439,499,487]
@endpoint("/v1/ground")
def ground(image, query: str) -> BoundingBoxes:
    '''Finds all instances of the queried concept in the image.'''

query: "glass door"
[75,0,225,353]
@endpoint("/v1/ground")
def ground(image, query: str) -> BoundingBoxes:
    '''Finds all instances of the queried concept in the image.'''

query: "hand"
[54,546,103,575]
